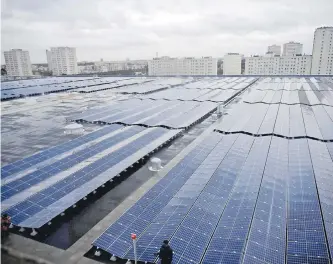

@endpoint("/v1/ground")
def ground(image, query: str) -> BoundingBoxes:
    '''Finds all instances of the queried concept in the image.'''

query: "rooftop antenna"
[156,52,158,58]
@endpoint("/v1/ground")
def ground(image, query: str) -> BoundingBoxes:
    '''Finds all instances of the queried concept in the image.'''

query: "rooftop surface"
[1,76,333,264]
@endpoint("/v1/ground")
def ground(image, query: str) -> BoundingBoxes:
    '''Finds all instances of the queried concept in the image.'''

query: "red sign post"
[131,233,137,264]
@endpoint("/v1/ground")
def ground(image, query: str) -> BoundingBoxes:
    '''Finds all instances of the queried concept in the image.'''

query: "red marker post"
[131,233,137,264]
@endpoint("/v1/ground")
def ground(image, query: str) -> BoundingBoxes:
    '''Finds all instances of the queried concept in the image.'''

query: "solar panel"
[3,76,333,263]
[1,124,123,179]
[307,140,333,259]
[70,99,218,129]
[3,127,180,228]
[243,137,288,264]
[215,103,333,141]
[92,133,224,257]
[202,136,271,264]
[129,133,241,263]
[1,126,144,202]
[286,139,330,263]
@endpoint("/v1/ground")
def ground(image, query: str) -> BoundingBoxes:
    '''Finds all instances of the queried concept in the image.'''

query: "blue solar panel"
[92,133,224,256]
[307,140,333,259]
[1,126,144,201]
[71,99,217,129]
[130,134,241,263]
[3,127,179,228]
[202,136,271,264]
[148,134,258,264]
[242,137,288,264]
[1,124,123,179]
[1,77,127,100]
[286,139,330,263]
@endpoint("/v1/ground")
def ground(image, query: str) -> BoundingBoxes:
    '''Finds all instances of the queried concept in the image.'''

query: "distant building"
[245,55,312,75]
[267,44,281,56]
[283,41,303,56]
[223,53,242,75]
[4,49,32,76]
[46,47,78,75]
[311,27,333,75]
[148,56,217,76]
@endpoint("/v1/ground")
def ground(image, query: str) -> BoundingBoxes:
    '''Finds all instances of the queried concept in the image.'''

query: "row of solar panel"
[77,77,194,94]
[243,89,333,106]
[182,77,256,90]
[107,78,192,94]
[1,126,145,201]
[215,103,333,141]
[73,78,151,93]
[243,137,288,264]
[3,126,181,228]
[1,124,124,179]
[93,132,333,264]
[1,77,97,90]
[1,77,139,100]
[259,77,333,84]
[142,82,251,102]
[70,99,217,129]
[92,132,224,257]
[1,76,256,100]
[252,78,333,91]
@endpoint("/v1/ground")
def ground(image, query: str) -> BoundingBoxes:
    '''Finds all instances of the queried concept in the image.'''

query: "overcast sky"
[1,0,332,63]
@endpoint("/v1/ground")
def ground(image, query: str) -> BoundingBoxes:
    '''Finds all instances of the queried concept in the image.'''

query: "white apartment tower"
[311,27,333,75]
[148,56,217,76]
[3,49,32,76]
[223,53,242,75]
[283,42,303,56]
[46,47,78,75]
[245,55,312,75]
[267,45,281,56]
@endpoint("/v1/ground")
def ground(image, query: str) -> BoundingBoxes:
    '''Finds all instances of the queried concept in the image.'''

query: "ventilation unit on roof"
[148,157,163,171]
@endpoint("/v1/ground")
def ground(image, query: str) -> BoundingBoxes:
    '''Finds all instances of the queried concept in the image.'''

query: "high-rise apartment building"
[3,49,32,76]
[223,53,242,75]
[46,47,78,75]
[283,42,303,56]
[245,55,312,75]
[311,27,333,75]
[148,56,217,76]
[267,45,281,56]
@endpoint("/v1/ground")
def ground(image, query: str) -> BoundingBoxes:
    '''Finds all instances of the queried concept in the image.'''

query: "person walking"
[1,214,11,240]
[156,240,173,264]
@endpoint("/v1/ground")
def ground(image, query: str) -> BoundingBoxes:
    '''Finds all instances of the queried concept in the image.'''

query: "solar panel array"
[1,77,98,100]
[1,125,182,228]
[73,78,150,93]
[2,76,333,263]
[243,80,333,106]
[92,77,333,264]
[142,82,252,102]
[93,131,333,264]
[1,125,123,179]
[1,77,142,100]
[215,78,333,141]
[181,77,256,89]
[69,99,217,129]
[1,77,96,90]
[1,76,257,101]
[107,78,190,95]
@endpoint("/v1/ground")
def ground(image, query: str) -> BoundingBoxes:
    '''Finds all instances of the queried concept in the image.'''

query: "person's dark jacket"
[158,244,173,264]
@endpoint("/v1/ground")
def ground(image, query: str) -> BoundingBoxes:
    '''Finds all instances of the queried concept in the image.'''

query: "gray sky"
[1,0,332,63]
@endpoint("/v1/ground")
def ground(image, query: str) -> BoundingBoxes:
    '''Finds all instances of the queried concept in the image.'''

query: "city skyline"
[2,0,333,63]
